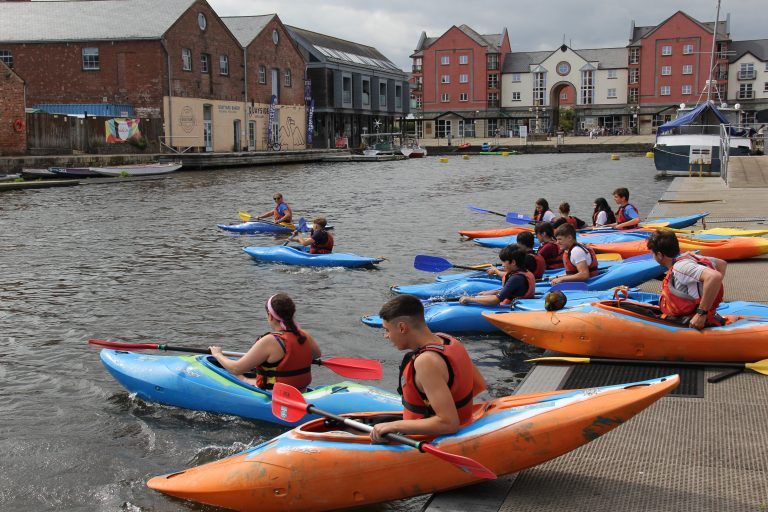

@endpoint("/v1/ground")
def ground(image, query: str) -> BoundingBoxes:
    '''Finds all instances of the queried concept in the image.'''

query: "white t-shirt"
[542,210,556,222]
[670,257,708,299]
[594,211,608,226]
[569,245,593,267]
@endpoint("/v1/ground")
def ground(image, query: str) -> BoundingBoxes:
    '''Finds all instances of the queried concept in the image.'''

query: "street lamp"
[529,101,545,134]
[629,104,640,134]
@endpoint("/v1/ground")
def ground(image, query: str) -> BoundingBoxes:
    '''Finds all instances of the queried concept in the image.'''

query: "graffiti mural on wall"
[279,116,306,146]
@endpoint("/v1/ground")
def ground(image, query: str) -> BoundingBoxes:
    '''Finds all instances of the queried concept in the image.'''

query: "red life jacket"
[529,249,546,279]
[398,333,475,425]
[500,270,536,304]
[615,203,639,228]
[563,243,599,277]
[538,241,564,269]
[659,253,724,324]
[309,229,334,254]
[566,216,578,228]
[272,201,292,223]
[255,331,313,390]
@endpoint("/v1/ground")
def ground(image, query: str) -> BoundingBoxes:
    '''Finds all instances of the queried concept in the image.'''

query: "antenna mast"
[706,0,722,104]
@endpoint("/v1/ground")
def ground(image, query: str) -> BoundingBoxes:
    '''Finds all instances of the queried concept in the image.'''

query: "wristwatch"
[695,307,708,315]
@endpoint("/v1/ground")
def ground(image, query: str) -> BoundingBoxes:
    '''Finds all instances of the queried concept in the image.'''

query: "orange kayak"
[483,300,768,361]
[588,236,768,260]
[148,376,678,511]
[459,225,532,238]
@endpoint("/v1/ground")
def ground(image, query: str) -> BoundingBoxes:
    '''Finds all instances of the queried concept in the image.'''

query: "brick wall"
[245,16,306,106]
[0,61,26,155]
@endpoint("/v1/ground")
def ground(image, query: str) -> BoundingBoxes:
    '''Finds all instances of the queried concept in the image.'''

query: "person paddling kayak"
[646,229,727,329]
[458,245,536,306]
[254,192,293,226]
[209,293,321,390]
[607,187,640,230]
[533,198,555,223]
[289,216,334,253]
[549,223,599,285]
[371,295,486,443]
[534,222,564,269]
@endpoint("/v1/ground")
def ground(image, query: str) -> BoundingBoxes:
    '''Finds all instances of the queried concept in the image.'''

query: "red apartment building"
[628,11,730,133]
[0,60,26,155]
[411,25,510,139]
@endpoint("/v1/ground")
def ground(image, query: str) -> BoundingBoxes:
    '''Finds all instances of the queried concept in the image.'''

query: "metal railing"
[719,123,730,185]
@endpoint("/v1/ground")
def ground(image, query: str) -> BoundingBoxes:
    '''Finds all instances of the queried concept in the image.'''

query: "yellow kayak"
[669,227,768,237]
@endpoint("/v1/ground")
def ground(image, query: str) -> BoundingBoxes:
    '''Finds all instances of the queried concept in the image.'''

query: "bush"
[129,136,148,150]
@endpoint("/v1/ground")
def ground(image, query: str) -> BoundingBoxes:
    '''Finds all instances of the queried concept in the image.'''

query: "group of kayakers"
[253,192,334,254]
[533,187,640,230]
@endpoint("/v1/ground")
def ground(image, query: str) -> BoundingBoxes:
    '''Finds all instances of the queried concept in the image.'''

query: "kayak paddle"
[88,339,383,380]
[526,356,768,377]
[414,255,493,273]
[505,212,535,225]
[238,211,290,226]
[282,217,308,246]
[271,382,497,480]
[467,205,507,217]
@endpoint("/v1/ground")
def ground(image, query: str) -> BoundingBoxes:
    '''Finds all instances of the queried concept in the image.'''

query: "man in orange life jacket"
[255,192,293,225]
[549,223,599,285]
[646,230,727,329]
[458,245,536,306]
[290,217,334,254]
[371,294,486,442]
[608,187,640,230]
[515,231,546,279]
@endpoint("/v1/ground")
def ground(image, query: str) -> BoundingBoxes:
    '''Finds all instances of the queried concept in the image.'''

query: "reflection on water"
[0,153,669,511]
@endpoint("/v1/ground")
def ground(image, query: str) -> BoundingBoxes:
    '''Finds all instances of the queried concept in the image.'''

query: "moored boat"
[243,245,383,268]
[100,349,401,425]
[49,166,102,178]
[483,300,768,361]
[90,162,182,176]
[147,375,678,511]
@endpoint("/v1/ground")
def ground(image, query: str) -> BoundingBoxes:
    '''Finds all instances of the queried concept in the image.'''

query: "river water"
[0,153,669,511]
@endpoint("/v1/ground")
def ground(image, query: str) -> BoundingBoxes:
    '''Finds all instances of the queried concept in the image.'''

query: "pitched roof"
[457,24,502,49]
[629,11,728,45]
[286,25,404,74]
[729,39,768,62]
[502,51,550,73]
[0,0,197,43]
[221,14,275,47]
[502,47,627,73]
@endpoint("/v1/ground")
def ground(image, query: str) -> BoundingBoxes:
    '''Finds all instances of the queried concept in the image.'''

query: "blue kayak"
[243,245,383,268]
[643,213,708,229]
[100,350,401,426]
[363,290,660,333]
[391,257,665,299]
[218,220,296,234]
[434,257,624,282]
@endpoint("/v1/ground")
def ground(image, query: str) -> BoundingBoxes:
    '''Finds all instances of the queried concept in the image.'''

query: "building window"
[258,65,266,84]
[557,61,570,75]
[607,88,617,99]
[629,68,639,84]
[487,74,498,89]
[739,63,756,80]
[511,91,521,101]
[441,55,449,65]
[441,93,449,102]
[459,74,468,83]
[197,13,207,31]
[459,55,468,65]
[511,73,521,82]
[607,69,617,79]
[0,50,12,68]
[738,83,753,99]
[629,47,639,64]
[342,76,352,104]
[683,44,693,54]
[682,85,692,95]
[414,96,422,108]
[629,88,638,103]
[272,29,279,45]
[412,57,422,72]
[765,63,768,72]
[488,92,499,107]
[395,84,403,108]
[580,70,593,104]
[82,47,99,70]
[661,66,671,76]
[764,82,768,93]
[182,48,192,71]
[660,85,671,96]
[533,72,546,105]
[436,119,451,137]
[362,79,370,106]
[661,45,672,56]
[459,92,468,102]
[379,82,387,107]
[200,53,209,73]
[441,74,450,84]
[682,64,692,75]
[487,54,499,70]
[284,69,291,87]
[487,118,498,137]
[219,54,229,75]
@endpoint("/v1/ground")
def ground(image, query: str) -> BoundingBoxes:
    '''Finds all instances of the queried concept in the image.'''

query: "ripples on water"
[0,153,669,511]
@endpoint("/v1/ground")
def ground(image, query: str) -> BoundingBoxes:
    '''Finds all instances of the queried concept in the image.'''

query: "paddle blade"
[745,359,768,376]
[88,339,159,351]
[298,217,309,232]
[414,255,454,273]
[526,356,591,364]
[550,282,588,292]
[238,211,252,222]
[316,357,383,380]
[271,383,310,423]
[420,444,497,480]
[596,253,622,261]
[505,213,532,225]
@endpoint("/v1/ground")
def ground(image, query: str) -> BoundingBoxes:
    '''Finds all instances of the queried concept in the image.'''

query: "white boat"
[0,173,21,182]
[400,137,428,158]
[361,132,401,157]
[90,162,182,177]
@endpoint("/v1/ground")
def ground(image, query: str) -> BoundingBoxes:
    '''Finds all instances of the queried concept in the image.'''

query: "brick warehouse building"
[0,0,306,152]
[0,60,26,155]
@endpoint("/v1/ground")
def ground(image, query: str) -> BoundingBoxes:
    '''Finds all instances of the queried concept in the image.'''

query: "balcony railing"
[412,65,422,73]
[738,71,756,80]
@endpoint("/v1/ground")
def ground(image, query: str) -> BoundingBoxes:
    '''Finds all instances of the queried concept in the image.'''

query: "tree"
[559,107,575,134]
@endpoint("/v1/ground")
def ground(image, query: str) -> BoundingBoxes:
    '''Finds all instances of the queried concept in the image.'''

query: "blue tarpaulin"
[33,103,135,117]
[656,102,730,134]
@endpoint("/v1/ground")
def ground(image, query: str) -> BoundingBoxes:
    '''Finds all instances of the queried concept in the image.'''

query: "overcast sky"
[210,0,766,69]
